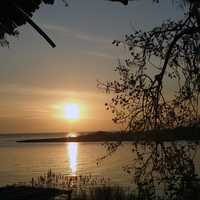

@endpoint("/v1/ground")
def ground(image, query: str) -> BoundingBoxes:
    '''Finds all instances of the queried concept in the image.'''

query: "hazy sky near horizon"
[0,0,183,133]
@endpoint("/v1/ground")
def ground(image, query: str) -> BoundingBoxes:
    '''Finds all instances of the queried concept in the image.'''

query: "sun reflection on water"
[67,142,78,175]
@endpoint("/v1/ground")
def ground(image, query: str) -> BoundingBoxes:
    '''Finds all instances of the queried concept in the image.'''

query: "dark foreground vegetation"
[0,171,137,200]
[1,170,200,200]
[0,185,138,200]
[0,185,71,200]
[17,126,200,143]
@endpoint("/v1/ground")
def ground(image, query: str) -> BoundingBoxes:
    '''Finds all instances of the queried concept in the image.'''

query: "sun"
[64,103,80,120]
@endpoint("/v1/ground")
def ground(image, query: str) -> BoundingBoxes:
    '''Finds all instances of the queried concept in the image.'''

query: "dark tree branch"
[11,2,56,48]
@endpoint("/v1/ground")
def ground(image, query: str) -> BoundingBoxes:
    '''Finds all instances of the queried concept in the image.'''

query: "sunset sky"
[0,0,182,133]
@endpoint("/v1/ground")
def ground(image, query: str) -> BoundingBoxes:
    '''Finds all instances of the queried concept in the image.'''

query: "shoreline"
[17,127,200,143]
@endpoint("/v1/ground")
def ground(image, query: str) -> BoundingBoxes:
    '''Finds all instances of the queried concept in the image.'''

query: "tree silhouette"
[0,0,127,48]
[101,0,200,131]
[108,0,129,5]
[99,0,200,199]
[0,0,68,48]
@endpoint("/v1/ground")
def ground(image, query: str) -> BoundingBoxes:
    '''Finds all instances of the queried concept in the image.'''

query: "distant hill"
[17,127,200,143]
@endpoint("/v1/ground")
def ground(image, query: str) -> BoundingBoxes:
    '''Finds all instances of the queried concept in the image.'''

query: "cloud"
[0,84,108,99]
[84,50,114,59]
[44,24,112,45]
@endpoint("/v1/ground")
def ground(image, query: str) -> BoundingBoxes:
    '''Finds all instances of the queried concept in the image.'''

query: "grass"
[0,185,137,200]
[0,170,137,200]
[1,170,200,200]
[73,186,137,200]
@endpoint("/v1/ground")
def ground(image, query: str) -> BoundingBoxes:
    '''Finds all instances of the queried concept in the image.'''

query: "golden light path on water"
[67,142,78,175]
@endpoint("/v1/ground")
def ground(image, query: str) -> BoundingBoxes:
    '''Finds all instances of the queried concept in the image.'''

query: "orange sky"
[0,1,180,133]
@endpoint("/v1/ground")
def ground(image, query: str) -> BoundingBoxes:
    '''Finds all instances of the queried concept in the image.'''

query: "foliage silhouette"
[0,0,131,48]
[98,0,200,199]
[0,0,67,48]
[108,0,129,5]
[101,0,200,131]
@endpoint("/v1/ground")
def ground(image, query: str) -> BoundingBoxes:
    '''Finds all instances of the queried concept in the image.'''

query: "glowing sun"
[64,103,80,120]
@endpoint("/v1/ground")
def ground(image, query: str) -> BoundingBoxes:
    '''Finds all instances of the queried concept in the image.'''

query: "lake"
[0,133,200,187]
[0,133,134,187]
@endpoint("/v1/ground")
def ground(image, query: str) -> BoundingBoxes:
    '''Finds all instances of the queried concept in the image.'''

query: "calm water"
[0,133,200,187]
[0,133,134,186]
